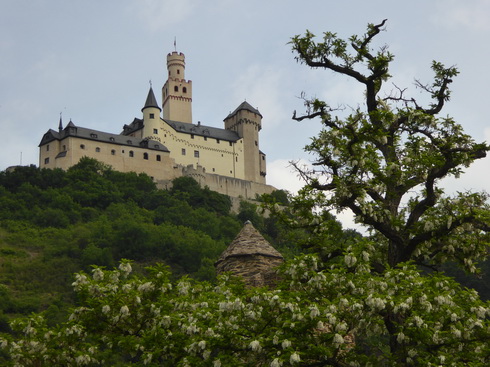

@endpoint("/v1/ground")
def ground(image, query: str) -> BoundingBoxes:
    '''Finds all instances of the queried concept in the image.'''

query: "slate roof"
[225,101,262,120]
[39,121,169,152]
[215,221,283,267]
[165,119,240,142]
[142,87,161,112]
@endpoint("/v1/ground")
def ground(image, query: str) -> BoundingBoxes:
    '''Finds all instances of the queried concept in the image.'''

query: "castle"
[39,50,275,199]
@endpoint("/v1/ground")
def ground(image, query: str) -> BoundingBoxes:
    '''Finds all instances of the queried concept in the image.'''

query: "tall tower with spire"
[161,51,192,123]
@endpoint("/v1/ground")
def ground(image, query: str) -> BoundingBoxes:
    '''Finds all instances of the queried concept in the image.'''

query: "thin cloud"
[433,0,490,31]
[128,0,199,31]
[231,64,290,130]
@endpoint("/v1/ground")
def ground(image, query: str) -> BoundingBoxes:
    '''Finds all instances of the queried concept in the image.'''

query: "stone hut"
[215,221,284,287]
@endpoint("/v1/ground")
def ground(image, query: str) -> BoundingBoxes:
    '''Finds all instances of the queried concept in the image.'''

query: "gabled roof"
[141,87,161,112]
[215,221,283,267]
[225,101,262,120]
[39,121,169,152]
[165,119,240,142]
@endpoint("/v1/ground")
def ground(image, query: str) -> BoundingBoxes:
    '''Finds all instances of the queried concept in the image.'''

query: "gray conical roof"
[141,87,161,112]
[215,221,283,266]
[225,101,262,120]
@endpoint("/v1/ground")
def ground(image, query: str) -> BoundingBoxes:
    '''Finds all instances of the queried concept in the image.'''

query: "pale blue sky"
[1,0,489,224]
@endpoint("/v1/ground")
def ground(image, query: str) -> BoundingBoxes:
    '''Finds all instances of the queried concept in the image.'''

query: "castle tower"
[224,101,265,184]
[141,86,162,141]
[162,51,192,123]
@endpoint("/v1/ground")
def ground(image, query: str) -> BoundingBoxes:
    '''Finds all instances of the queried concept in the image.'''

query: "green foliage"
[285,20,490,363]
[1,259,488,366]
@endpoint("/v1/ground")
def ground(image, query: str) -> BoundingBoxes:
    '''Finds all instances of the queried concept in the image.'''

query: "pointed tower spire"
[58,113,63,132]
[142,86,161,112]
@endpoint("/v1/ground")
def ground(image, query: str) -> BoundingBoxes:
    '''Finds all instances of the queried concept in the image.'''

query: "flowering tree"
[289,20,490,271]
[1,258,489,366]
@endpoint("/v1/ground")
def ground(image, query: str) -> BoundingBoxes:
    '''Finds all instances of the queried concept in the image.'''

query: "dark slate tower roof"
[225,101,263,120]
[142,87,161,112]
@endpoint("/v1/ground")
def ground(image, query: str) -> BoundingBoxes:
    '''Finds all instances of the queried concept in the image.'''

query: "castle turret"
[141,87,162,141]
[224,101,265,184]
[162,51,192,123]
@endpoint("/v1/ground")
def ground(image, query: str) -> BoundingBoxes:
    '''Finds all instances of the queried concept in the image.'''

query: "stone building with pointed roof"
[215,221,284,287]
[39,51,275,199]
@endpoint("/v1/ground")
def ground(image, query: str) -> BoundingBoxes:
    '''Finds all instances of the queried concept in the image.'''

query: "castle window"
[110,137,115,142]
[236,157,238,162]
[216,139,220,144]
[62,145,66,151]
[153,128,158,134]
[174,86,178,92]
[127,140,132,144]
[46,144,49,151]
[255,141,258,146]
[262,156,265,160]
[111,149,116,155]
[177,69,180,75]
[191,134,194,139]
[80,144,85,149]
[129,151,134,157]
[212,168,215,172]
[95,147,100,152]
[229,142,232,146]
[143,152,148,160]
[156,155,161,161]
[150,113,155,119]
[194,150,199,158]
[182,148,186,155]
[90,133,98,138]
[204,136,207,141]
[44,158,49,164]
[183,86,187,93]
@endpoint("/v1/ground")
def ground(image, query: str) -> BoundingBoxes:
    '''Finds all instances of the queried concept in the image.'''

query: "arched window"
[95,147,100,152]
[80,144,85,149]
[183,87,187,93]
[143,152,149,160]
[156,155,161,162]
[177,69,180,75]
[111,150,116,155]
[174,86,178,92]
[129,151,134,157]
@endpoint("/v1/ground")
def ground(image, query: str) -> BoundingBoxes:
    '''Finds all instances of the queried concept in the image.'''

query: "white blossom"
[118,262,132,275]
[213,360,222,367]
[138,282,154,293]
[120,305,130,317]
[249,340,262,352]
[281,339,291,349]
[102,305,110,314]
[92,268,104,281]
[198,340,206,350]
[345,254,357,267]
[271,358,282,367]
[290,352,301,363]
[333,333,344,346]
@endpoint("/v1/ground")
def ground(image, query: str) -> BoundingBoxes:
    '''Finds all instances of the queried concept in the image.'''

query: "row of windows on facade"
[163,85,188,99]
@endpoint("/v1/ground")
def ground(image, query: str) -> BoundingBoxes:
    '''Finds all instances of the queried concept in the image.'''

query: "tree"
[1,258,489,366]
[283,20,490,363]
[289,20,490,271]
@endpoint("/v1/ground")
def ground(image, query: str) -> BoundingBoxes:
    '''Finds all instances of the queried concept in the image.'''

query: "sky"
[1,0,490,229]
